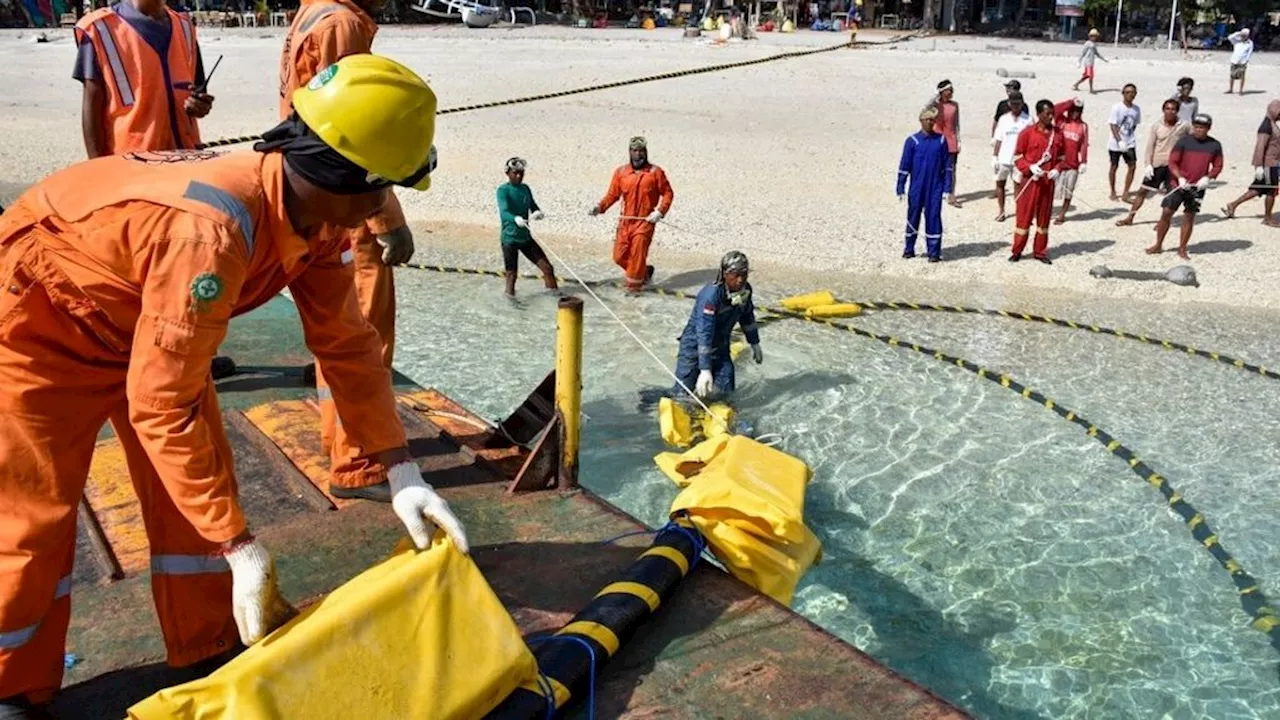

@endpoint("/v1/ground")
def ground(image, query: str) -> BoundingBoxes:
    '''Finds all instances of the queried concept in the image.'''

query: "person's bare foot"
[1177,249,1191,260]
[1263,217,1280,227]
[1053,216,1065,225]
[1221,204,1235,218]
[1145,244,1162,254]
[1115,215,1134,226]
[996,212,1007,222]
[949,198,963,208]
[1109,193,1120,201]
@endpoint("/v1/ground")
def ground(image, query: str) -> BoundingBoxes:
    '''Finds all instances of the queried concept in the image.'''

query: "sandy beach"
[0,24,1276,310]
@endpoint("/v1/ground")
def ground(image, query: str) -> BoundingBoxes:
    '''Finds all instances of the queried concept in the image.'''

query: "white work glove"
[376,225,415,266]
[694,369,715,397]
[388,461,469,552]
[1195,176,1211,191]
[646,210,663,224]
[225,539,297,645]
[991,156,1001,173]
[514,216,528,228]
[1143,165,1155,180]
[1029,163,1044,178]
[750,343,763,364]
[1079,163,1088,175]
[531,210,545,221]
[588,205,600,216]
[1048,169,1060,181]
[1254,166,1266,182]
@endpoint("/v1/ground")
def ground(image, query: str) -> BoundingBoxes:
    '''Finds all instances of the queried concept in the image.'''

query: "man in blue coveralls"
[897,106,954,262]
[673,251,762,399]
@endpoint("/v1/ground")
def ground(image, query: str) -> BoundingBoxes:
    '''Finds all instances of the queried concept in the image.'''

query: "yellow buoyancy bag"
[654,435,821,605]
[778,290,836,311]
[128,538,538,720]
[658,397,734,449]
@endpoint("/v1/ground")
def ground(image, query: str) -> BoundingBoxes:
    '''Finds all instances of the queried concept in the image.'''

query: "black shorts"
[1109,148,1137,167]
[1161,185,1204,214]
[502,240,548,272]
[1141,166,1172,193]
[1249,167,1280,197]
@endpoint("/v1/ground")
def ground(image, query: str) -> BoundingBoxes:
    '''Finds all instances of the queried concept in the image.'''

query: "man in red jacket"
[1010,99,1065,264]
[1053,97,1089,225]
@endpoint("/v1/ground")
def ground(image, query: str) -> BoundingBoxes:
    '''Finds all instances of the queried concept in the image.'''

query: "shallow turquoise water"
[394,266,1280,719]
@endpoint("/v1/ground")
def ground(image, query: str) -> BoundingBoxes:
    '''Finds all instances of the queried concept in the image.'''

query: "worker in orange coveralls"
[1010,99,1066,264]
[0,56,465,718]
[279,0,416,487]
[589,136,674,291]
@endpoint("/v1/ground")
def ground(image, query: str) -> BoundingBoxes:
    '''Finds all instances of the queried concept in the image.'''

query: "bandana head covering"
[629,136,648,150]
[505,157,527,172]
[936,80,953,92]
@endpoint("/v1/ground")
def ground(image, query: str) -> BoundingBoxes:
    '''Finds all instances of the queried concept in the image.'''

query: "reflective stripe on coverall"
[896,130,953,259]
[595,164,673,290]
[0,150,407,701]
[278,0,407,487]
[672,282,759,396]
[1012,123,1065,259]
[75,5,201,154]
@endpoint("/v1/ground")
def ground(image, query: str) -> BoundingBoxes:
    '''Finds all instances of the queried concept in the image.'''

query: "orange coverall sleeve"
[288,242,408,459]
[596,167,624,214]
[127,213,250,544]
[655,167,674,215]
[364,192,406,235]
[305,12,373,77]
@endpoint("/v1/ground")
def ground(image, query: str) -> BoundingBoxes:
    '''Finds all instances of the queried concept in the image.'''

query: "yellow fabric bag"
[778,290,836,311]
[658,398,734,449]
[654,436,821,605]
[128,538,538,720]
[804,303,862,318]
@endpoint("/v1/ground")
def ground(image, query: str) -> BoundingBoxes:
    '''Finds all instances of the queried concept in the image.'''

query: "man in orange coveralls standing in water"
[279,0,418,494]
[590,136,674,292]
[0,55,466,718]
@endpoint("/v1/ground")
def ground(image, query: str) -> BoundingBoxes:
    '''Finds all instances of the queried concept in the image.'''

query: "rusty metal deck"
[56,296,967,719]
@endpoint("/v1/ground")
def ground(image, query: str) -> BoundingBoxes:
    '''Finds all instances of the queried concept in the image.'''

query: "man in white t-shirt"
[991,92,1031,221]
[1227,29,1253,95]
[1108,83,1141,201]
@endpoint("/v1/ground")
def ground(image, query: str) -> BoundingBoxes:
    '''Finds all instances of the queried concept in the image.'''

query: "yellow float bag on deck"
[804,303,862,319]
[654,435,821,605]
[128,538,538,720]
[778,290,836,311]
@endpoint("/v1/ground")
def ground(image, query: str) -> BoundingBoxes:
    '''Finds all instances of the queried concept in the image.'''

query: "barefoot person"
[1107,84,1141,201]
[1010,99,1065,264]
[1053,97,1088,225]
[496,157,559,297]
[1223,100,1280,227]
[991,91,1030,222]
[1147,114,1223,260]
[1116,98,1188,226]
[1072,28,1108,95]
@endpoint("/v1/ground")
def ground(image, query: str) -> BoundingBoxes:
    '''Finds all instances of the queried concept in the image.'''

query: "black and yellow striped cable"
[853,300,1280,382]
[196,37,888,150]
[486,519,705,718]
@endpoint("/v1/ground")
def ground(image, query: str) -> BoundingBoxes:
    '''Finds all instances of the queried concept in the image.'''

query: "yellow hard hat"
[291,54,437,191]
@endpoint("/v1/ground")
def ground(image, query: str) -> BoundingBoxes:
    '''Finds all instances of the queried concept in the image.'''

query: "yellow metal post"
[555,296,583,488]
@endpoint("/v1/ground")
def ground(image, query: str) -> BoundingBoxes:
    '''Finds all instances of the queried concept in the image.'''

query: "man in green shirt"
[496,157,558,297]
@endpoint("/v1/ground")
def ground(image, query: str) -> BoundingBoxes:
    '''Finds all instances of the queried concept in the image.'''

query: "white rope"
[529,227,723,424]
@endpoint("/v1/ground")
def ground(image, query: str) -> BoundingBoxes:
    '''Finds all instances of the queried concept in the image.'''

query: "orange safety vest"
[75,5,202,154]
[277,0,376,119]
